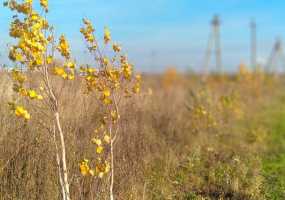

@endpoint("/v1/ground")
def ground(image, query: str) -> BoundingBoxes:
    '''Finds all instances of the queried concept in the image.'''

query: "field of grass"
[1,69,285,199]
[261,95,285,200]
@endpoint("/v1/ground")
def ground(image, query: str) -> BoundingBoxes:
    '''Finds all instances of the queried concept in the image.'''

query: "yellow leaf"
[91,138,102,146]
[96,146,104,154]
[104,135,111,144]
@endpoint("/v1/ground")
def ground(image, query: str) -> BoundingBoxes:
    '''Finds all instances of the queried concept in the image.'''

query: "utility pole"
[150,50,157,70]
[213,15,222,73]
[203,14,223,76]
[147,49,158,71]
[250,20,257,70]
[266,38,285,73]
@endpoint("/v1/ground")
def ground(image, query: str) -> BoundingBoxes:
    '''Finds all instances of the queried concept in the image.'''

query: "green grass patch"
[261,96,285,199]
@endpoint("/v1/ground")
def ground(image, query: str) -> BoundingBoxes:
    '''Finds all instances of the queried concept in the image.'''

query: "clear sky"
[0,0,285,72]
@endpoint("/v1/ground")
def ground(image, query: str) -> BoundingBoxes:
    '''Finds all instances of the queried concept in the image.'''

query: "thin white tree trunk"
[42,41,70,200]
[53,125,67,200]
[55,112,71,200]
[110,138,114,200]
[110,95,119,200]
[56,149,67,200]
[142,182,147,200]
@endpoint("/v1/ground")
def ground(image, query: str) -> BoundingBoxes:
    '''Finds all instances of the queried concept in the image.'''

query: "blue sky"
[0,0,285,72]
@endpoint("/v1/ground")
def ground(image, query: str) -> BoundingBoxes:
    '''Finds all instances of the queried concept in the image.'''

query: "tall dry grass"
[0,70,281,199]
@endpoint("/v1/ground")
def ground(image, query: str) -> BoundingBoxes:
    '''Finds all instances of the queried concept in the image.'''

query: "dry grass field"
[1,68,285,199]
